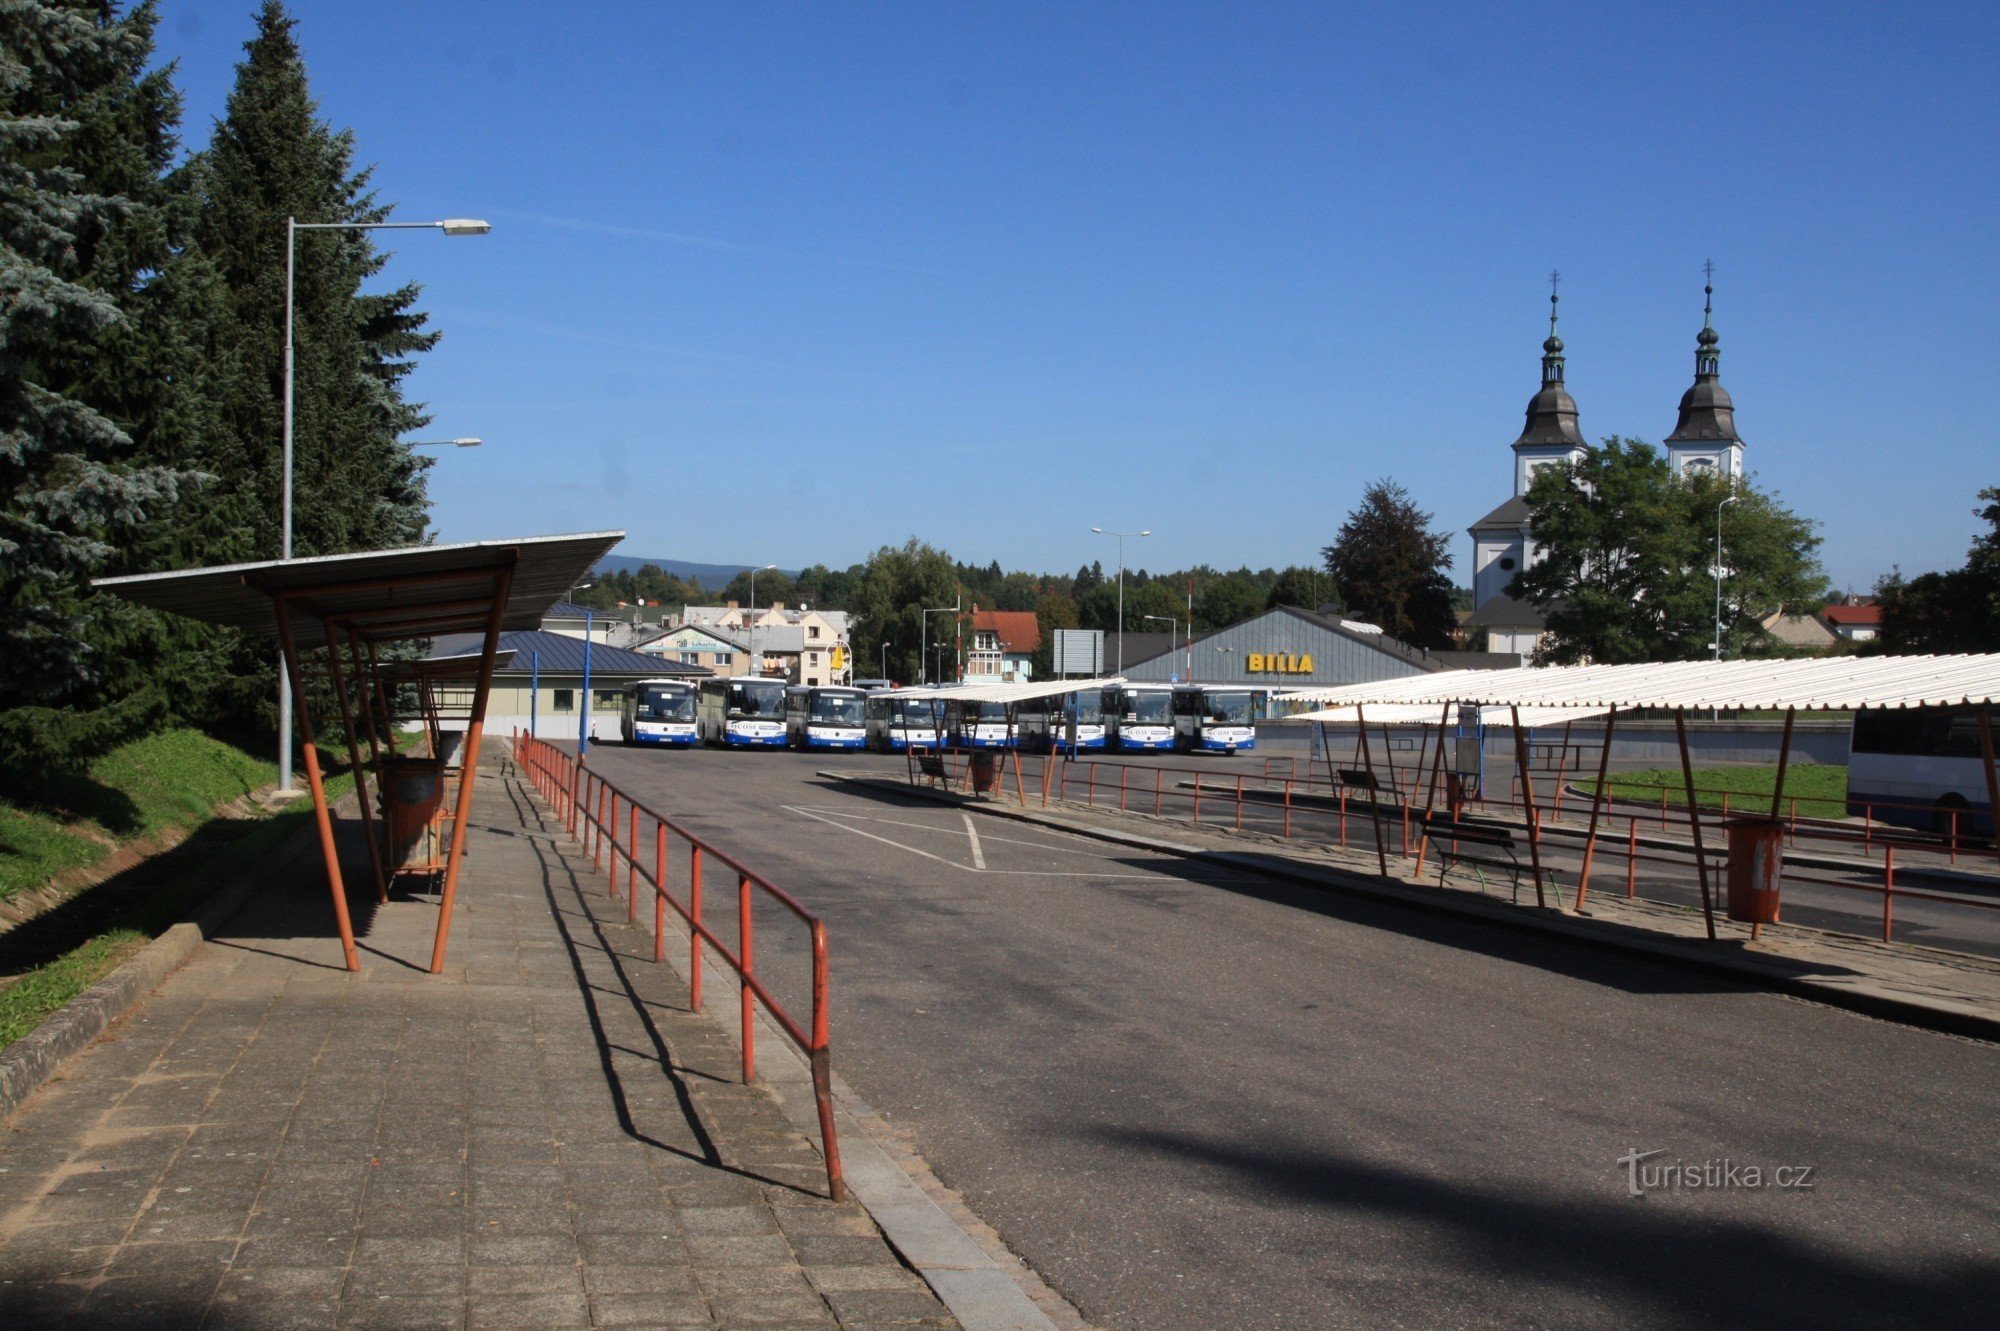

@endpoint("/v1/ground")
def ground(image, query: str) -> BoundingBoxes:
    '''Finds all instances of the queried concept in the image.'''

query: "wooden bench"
[909,748,950,789]
[1418,813,1523,899]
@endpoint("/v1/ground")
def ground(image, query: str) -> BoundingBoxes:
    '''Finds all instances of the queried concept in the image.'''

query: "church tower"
[1664,265,1745,479]
[1509,275,1589,496]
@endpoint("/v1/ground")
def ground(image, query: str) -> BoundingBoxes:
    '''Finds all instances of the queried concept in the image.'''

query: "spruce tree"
[0,0,183,709]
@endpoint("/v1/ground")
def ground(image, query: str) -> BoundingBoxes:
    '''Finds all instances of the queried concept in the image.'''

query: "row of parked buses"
[621,678,1256,754]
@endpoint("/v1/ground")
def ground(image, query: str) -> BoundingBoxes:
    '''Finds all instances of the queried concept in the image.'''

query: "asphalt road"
[566,742,1999,1331]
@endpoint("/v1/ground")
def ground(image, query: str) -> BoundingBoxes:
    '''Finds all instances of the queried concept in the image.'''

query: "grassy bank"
[0,728,369,1051]
[1585,763,1848,819]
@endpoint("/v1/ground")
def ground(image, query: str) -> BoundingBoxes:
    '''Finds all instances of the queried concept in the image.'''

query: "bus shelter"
[1278,655,2000,938]
[93,532,622,973]
[881,677,1126,796]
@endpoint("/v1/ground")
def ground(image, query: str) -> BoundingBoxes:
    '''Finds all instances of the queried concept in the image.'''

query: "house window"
[809,626,821,639]
[595,690,621,708]
[553,689,575,712]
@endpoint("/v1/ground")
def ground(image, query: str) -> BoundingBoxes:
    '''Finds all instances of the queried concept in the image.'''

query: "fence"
[511,731,843,1201]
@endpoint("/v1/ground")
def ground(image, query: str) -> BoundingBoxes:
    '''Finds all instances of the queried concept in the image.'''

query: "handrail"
[510,731,843,1201]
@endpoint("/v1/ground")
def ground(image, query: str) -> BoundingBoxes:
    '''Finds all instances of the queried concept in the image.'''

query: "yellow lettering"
[1298,654,1313,673]
[1248,653,1264,671]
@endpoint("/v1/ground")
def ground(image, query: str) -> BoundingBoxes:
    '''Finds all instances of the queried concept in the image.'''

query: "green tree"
[850,539,961,682]
[1266,565,1336,612]
[719,567,794,609]
[0,0,184,709]
[1512,438,1823,664]
[1322,479,1456,648]
[1029,590,1079,680]
[1876,486,2000,653]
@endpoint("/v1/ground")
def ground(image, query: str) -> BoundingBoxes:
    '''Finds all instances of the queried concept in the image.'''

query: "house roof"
[972,610,1040,653]
[1820,603,1884,626]
[1759,611,1840,648]
[1461,595,1549,630]
[1469,495,1533,531]
[428,629,704,677]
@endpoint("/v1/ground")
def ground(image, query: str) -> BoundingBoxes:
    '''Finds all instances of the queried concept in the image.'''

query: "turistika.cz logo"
[1617,1148,1817,1198]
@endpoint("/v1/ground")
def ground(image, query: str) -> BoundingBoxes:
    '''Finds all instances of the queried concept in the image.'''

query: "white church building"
[1465,277,1746,658]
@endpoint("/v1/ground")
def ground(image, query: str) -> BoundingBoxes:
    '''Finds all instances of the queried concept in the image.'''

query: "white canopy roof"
[1273,655,2000,713]
[882,677,1125,704]
[1287,702,1611,728]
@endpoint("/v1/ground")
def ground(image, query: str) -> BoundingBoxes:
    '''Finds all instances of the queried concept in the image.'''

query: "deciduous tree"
[1876,486,2000,653]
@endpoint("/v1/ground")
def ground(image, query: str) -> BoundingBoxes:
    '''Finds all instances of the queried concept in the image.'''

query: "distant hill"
[593,554,799,591]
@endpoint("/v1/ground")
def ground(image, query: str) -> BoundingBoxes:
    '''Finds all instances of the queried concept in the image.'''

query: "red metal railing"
[511,732,843,1201]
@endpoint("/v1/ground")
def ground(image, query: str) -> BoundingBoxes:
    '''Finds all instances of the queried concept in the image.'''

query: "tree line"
[1,2,437,779]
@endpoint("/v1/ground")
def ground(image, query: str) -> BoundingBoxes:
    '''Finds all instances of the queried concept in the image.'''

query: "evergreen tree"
[1876,485,2000,653]
[0,0,183,709]
[1322,479,1457,648]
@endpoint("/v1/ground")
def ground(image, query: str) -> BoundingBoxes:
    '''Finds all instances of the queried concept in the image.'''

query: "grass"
[1585,763,1849,819]
[0,728,382,1053]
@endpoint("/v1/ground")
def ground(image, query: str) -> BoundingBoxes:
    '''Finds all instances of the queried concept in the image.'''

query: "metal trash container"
[969,751,1000,795]
[380,756,446,862]
[1724,817,1784,924]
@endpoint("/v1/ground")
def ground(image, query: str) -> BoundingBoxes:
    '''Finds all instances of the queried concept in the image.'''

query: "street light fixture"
[406,437,483,448]
[920,604,957,685]
[1091,527,1150,674]
[880,641,890,681]
[1713,493,1739,661]
[276,214,489,793]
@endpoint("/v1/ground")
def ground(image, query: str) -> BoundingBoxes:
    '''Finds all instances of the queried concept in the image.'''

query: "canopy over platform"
[94,532,623,974]
[1287,702,1610,728]
[883,677,1125,704]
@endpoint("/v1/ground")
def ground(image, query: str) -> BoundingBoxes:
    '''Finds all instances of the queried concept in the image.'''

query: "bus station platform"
[0,753,957,1329]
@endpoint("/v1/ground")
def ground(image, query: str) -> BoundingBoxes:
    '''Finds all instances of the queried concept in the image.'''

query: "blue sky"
[153,2,1999,592]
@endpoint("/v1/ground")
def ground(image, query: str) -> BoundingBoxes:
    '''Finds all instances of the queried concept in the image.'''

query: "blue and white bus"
[1848,706,1996,839]
[946,698,1016,749]
[697,677,788,748]
[1109,683,1174,751]
[1018,688,1109,753]
[867,692,944,752]
[620,679,699,746]
[1172,685,1256,754]
[786,686,869,750]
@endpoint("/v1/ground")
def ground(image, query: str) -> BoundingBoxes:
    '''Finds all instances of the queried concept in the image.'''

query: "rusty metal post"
[1575,709,1618,909]
[428,564,513,974]
[320,620,388,904]
[1883,846,1895,942]
[1153,768,1162,816]
[1192,773,1201,823]
[654,824,668,963]
[809,921,845,1201]
[274,601,359,972]
[1283,779,1294,838]
[1356,705,1390,876]
[1675,711,1718,941]
[1510,706,1547,908]
[689,846,705,1011]
[628,802,641,923]
[1626,819,1638,897]
[739,872,756,1083]
[1979,709,2000,870]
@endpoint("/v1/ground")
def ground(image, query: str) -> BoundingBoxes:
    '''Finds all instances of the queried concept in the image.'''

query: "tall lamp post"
[1141,614,1179,679]
[920,603,957,685]
[745,564,777,678]
[572,583,595,756]
[276,215,489,794]
[1713,493,1739,661]
[1091,527,1150,674]
[880,641,890,681]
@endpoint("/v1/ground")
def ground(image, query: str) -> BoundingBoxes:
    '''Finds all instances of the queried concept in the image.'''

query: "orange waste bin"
[969,751,1000,795]
[1724,817,1784,924]
[381,756,446,863]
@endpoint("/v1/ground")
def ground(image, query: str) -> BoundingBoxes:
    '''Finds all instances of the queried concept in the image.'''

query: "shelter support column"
[429,564,514,974]
[274,600,360,972]
[1510,706,1547,908]
[1355,705,1390,876]
[1977,709,2000,870]
[1675,712,1718,940]
[1574,710,1618,909]
[321,618,388,904]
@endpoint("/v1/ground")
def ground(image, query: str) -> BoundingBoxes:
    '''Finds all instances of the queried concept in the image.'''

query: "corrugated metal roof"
[1287,702,1609,727]
[883,677,1125,704]
[429,629,703,677]
[1274,655,2000,712]
[92,532,623,652]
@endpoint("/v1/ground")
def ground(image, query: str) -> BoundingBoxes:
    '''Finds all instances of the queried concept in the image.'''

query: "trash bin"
[969,750,1000,795]
[1724,816,1784,924]
[380,756,446,862]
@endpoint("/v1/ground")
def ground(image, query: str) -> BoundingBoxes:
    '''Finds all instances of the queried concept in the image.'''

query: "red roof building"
[1818,598,1883,643]
[967,610,1042,682]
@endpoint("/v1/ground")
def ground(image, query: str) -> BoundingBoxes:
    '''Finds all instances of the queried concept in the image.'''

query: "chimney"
[772,601,786,611]
[726,600,739,611]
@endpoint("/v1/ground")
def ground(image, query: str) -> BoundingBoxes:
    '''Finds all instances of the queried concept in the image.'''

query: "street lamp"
[1713,493,1739,661]
[1141,614,1179,678]
[920,603,957,685]
[1091,527,1150,674]
[276,215,489,793]
[880,641,890,681]
[572,583,595,755]
[746,564,777,677]
[405,437,483,448]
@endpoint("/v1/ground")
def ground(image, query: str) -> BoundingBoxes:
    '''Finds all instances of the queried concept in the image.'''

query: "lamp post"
[1141,614,1179,679]
[572,583,595,756]
[880,641,890,681]
[1713,494,1739,661]
[745,564,777,678]
[920,604,957,685]
[1091,527,1150,674]
[404,437,483,448]
[276,215,489,794]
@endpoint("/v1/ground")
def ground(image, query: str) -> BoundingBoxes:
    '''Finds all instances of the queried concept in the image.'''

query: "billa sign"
[1247,653,1314,674]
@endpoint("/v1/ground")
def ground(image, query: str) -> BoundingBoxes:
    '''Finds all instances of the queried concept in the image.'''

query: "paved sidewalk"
[0,761,955,1329]
[847,771,2000,1040]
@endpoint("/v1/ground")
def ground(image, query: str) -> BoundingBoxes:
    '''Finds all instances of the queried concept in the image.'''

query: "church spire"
[1667,260,1739,445]
[1516,270,1584,447]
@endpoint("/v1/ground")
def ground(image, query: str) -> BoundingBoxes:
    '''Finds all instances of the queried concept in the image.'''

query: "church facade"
[1464,277,1746,658]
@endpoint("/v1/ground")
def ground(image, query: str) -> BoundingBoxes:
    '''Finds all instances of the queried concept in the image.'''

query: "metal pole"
[1116,535,1125,673]
[1675,711,1718,939]
[1511,705,1547,908]
[277,218,297,794]
[1713,493,1737,660]
[580,607,592,755]
[530,646,539,738]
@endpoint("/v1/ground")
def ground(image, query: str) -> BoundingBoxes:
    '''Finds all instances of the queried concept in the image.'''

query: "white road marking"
[787,806,1122,860]
[782,805,1156,879]
[962,813,986,870]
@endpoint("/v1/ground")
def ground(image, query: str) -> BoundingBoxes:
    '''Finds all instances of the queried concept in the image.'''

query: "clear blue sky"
[153,2,1999,593]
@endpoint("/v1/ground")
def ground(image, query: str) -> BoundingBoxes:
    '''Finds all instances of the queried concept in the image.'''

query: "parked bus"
[620,679,699,747]
[785,685,869,750]
[1172,685,1256,754]
[1017,688,1109,753]
[696,676,788,747]
[945,697,1016,749]
[1848,706,1996,839]
[1109,683,1174,751]
[866,692,945,752]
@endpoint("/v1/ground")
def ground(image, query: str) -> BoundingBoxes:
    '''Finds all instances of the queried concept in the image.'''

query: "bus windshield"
[963,701,1008,723]
[1203,692,1253,725]
[810,694,865,725]
[728,681,787,719]
[1123,691,1171,723]
[894,699,941,725]
[1069,692,1105,724]
[636,686,694,721]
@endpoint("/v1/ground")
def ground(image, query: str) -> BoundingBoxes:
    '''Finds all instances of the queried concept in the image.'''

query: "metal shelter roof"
[1275,655,2000,713]
[374,650,517,683]
[882,677,1125,704]
[92,532,624,651]
[1287,703,1610,728]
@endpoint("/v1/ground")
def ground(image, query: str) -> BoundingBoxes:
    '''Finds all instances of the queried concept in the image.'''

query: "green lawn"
[1585,763,1848,819]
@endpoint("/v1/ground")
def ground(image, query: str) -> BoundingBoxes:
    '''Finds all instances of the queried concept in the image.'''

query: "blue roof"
[429,629,705,677]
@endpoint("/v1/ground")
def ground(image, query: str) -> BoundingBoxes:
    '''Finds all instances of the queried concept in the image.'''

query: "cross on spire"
[1548,269,1561,334]
[1703,258,1715,327]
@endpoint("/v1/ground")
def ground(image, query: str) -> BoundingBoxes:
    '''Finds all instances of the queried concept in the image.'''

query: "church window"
[1498,556,1517,571]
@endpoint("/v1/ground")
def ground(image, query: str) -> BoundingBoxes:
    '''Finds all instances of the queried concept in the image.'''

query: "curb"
[0,791,354,1123]
[818,771,2000,1045]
